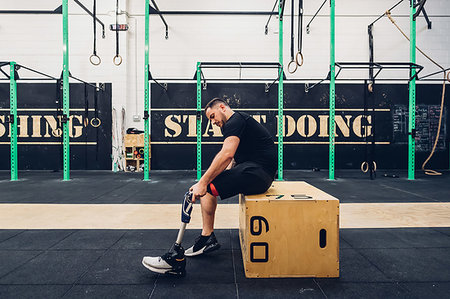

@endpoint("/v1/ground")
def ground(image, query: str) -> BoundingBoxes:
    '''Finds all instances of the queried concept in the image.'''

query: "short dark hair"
[204,97,229,111]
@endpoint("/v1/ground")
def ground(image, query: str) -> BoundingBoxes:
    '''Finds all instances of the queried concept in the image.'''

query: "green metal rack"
[195,62,282,180]
[62,0,70,181]
[147,2,283,179]
[329,0,336,180]
[196,62,202,180]
[9,62,18,181]
[408,1,416,180]
[277,0,284,181]
[144,0,151,181]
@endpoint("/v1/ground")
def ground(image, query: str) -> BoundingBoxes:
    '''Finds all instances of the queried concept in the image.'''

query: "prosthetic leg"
[142,192,193,276]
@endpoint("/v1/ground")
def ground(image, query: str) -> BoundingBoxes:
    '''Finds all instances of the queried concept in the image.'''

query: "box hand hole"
[319,229,327,248]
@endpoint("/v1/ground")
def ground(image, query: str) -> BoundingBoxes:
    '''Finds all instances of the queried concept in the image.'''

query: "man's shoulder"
[235,111,250,119]
[228,112,247,125]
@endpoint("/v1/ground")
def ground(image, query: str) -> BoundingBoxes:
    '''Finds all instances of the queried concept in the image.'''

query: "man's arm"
[190,136,240,199]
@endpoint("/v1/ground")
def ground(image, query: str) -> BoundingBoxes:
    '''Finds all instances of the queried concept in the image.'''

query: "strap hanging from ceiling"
[89,0,101,65]
[90,84,101,128]
[287,0,304,74]
[295,0,304,67]
[113,0,123,66]
[288,0,297,73]
[84,83,89,127]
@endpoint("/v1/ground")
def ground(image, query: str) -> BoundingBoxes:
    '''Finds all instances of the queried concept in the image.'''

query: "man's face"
[205,104,227,128]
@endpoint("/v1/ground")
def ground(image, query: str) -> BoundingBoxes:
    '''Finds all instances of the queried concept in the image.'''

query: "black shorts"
[210,161,275,200]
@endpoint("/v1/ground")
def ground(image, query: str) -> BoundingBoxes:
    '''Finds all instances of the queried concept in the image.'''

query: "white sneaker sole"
[184,245,206,257]
[142,259,172,274]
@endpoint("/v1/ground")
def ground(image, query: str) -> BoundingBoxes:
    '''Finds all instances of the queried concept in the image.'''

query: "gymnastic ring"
[446,71,450,83]
[52,128,63,137]
[288,60,298,74]
[368,83,374,93]
[295,51,304,67]
[83,118,89,127]
[373,161,377,172]
[90,117,101,128]
[360,161,368,173]
[139,148,144,154]
[89,54,101,66]
[113,54,122,66]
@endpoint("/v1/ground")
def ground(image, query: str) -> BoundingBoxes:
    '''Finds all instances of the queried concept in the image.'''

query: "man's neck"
[225,109,235,121]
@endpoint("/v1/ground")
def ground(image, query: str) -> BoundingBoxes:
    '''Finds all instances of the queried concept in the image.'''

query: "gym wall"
[0,0,449,170]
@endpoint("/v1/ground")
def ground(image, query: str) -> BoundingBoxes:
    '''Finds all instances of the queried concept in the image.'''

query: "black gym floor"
[0,170,449,298]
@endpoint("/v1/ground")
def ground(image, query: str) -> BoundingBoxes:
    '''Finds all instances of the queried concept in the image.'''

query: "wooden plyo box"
[239,181,340,278]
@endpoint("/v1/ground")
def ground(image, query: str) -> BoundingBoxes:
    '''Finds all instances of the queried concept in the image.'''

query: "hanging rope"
[386,10,449,176]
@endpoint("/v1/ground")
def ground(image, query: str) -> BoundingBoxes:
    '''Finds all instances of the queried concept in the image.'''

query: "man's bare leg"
[200,192,217,236]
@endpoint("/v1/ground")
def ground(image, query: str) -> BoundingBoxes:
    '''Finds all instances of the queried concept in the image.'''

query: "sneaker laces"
[160,252,170,261]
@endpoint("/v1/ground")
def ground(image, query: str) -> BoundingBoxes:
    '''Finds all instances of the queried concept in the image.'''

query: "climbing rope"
[386,10,449,176]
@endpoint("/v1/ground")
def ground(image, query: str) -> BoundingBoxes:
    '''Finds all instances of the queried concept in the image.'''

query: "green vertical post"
[408,1,416,180]
[329,0,336,180]
[196,62,202,181]
[277,0,284,180]
[144,0,150,181]
[9,62,18,181]
[62,0,70,181]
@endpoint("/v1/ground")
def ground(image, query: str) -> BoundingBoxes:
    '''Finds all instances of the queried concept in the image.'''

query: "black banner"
[0,83,112,170]
[151,83,449,170]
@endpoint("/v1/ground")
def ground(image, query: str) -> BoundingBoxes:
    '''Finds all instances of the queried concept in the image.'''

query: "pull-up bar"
[306,61,424,93]
[335,62,424,81]
[194,62,284,93]
[198,62,281,69]
[418,67,450,80]
[0,6,62,14]
[0,62,103,91]
[150,11,279,15]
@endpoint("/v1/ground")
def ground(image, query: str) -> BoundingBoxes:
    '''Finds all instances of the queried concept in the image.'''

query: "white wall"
[1,0,449,155]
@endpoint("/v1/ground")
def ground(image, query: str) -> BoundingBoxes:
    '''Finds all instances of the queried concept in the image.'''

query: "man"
[184,97,277,256]
[142,98,277,274]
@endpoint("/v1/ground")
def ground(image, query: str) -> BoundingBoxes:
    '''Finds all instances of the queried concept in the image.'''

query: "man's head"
[204,98,234,128]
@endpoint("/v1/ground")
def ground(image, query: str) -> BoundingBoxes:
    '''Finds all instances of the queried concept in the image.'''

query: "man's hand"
[189,181,207,202]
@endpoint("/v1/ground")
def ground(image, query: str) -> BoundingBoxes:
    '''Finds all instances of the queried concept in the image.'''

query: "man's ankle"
[201,231,213,237]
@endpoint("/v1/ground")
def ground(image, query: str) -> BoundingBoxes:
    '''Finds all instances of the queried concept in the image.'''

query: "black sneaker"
[184,232,221,257]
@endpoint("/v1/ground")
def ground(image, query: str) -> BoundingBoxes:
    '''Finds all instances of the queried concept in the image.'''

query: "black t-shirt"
[222,112,277,176]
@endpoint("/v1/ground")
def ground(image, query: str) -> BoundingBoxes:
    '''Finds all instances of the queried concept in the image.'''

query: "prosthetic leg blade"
[142,192,193,276]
